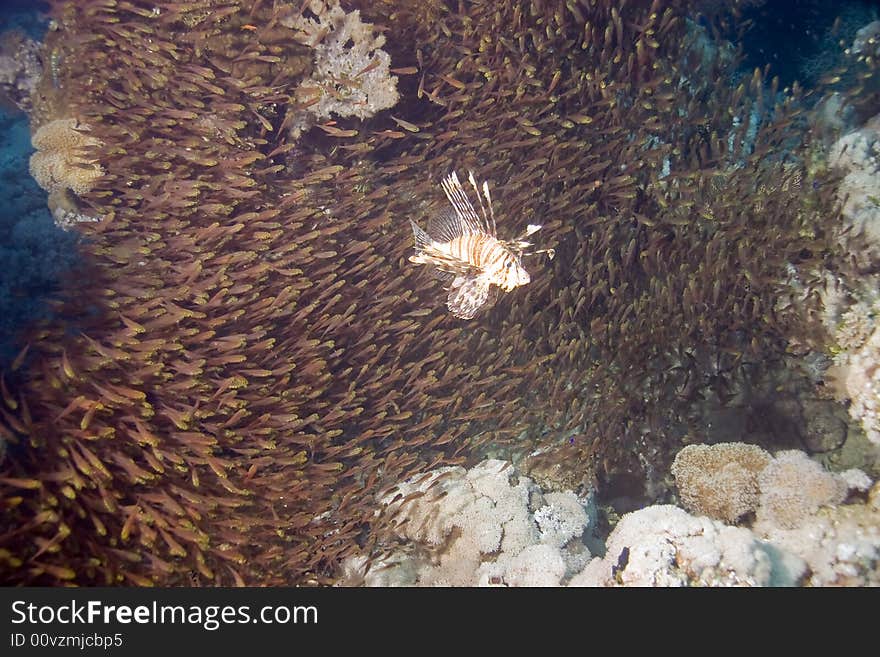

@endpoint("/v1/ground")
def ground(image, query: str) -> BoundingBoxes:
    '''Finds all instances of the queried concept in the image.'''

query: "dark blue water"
[0,0,77,367]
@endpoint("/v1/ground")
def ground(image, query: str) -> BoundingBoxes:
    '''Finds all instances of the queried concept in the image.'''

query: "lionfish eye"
[506,261,513,269]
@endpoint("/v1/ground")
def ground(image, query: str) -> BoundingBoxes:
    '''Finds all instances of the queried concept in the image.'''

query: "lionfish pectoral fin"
[513,225,542,243]
[426,206,468,243]
[410,219,432,250]
[447,275,492,320]
[433,268,456,285]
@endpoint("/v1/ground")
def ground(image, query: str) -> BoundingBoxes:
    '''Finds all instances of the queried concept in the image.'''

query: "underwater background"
[0,0,879,586]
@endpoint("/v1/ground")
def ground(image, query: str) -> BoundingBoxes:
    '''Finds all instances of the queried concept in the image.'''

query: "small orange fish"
[409,171,552,319]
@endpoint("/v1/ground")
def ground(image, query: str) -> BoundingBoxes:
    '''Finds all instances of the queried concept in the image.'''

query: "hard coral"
[283,0,399,139]
[825,297,880,446]
[342,460,591,587]
[575,475,879,587]
[758,498,880,586]
[809,245,880,449]
[827,122,880,267]
[570,505,805,587]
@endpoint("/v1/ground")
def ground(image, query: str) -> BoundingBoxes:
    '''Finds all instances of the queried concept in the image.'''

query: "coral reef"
[780,30,880,453]
[570,505,804,587]
[755,449,849,528]
[341,459,592,586]
[827,121,880,266]
[282,0,399,139]
[0,31,43,112]
[577,496,880,586]
[0,0,849,586]
[814,117,880,446]
[576,445,877,587]
[344,447,878,587]
[818,275,880,447]
[814,15,880,445]
[672,442,862,528]
[671,442,771,523]
[750,452,878,586]
[758,499,880,586]
[29,118,104,197]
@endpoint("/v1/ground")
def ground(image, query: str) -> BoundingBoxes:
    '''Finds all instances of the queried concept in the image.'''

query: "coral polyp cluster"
[29,118,104,197]
[0,0,849,586]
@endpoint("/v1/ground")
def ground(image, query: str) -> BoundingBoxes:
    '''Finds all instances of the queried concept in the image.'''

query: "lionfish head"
[496,253,530,291]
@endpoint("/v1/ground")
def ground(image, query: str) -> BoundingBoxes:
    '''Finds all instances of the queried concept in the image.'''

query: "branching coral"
[282,0,399,139]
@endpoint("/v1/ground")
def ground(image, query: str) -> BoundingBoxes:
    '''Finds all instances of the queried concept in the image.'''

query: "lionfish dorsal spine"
[441,172,484,236]
[467,170,497,237]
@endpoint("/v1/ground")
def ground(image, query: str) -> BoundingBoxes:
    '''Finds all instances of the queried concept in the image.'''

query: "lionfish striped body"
[409,171,545,319]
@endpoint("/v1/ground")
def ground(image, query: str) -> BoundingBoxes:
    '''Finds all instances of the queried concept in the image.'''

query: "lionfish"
[409,171,553,319]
